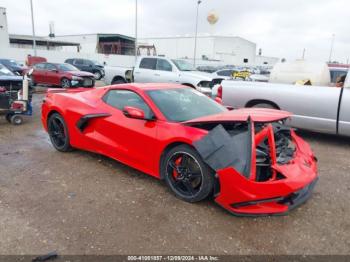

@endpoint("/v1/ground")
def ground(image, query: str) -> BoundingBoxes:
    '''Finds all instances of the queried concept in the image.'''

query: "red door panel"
[82,106,159,176]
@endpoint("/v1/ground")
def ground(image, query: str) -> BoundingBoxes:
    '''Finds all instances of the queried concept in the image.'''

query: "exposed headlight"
[71,76,83,80]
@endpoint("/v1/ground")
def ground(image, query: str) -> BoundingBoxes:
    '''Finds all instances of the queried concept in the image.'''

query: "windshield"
[147,88,226,122]
[171,59,196,71]
[57,63,79,71]
[0,59,19,67]
[0,64,15,76]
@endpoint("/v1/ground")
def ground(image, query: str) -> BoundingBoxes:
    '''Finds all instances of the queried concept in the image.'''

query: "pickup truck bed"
[219,76,350,136]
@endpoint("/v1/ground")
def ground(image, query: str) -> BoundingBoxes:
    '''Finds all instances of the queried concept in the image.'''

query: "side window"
[45,63,56,71]
[84,60,93,66]
[34,63,45,70]
[217,70,232,76]
[156,59,172,71]
[74,59,84,65]
[139,58,156,70]
[103,90,153,119]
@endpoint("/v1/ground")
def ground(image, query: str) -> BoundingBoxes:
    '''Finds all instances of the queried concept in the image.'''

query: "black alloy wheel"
[163,145,214,202]
[48,113,72,152]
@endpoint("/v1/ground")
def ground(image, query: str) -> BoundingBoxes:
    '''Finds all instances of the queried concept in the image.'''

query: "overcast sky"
[1,0,349,62]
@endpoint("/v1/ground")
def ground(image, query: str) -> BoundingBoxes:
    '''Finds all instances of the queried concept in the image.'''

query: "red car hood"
[184,108,292,124]
[69,71,94,77]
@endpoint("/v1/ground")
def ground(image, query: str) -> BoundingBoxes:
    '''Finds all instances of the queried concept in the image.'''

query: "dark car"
[29,62,95,88]
[0,59,24,75]
[65,58,105,80]
[0,63,24,91]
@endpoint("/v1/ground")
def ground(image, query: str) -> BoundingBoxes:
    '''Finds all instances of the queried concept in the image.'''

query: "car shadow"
[296,129,350,146]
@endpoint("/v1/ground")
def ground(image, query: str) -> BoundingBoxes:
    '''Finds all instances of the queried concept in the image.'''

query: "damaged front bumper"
[193,120,318,216]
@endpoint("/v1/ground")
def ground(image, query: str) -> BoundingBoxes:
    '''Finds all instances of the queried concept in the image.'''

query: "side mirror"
[123,106,145,120]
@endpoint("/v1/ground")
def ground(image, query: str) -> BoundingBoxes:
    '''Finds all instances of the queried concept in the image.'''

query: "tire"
[111,78,126,85]
[93,71,102,80]
[47,113,72,152]
[161,144,214,203]
[252,103,277,109]
[61,78,71,88]
[10,115,23,125]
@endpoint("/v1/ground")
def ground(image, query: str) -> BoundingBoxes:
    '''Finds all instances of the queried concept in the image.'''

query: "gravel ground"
[0,87,349,255]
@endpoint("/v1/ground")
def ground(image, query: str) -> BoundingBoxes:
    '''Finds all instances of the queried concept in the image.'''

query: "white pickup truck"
[104,56,224,95]
[217,70,350,136]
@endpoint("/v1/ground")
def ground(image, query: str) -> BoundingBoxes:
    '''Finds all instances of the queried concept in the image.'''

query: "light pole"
[135,0,138,62]
[29,0,37,56]
[193,0,202,67]
[328,34,335,63]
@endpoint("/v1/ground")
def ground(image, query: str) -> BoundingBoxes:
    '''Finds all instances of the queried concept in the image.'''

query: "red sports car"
[41,83,318,216]
[29,62,95,88]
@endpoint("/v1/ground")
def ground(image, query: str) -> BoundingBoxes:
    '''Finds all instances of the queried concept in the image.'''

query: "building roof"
[9,34,80,46]
[139,35,255,45]
[55,33,135,42]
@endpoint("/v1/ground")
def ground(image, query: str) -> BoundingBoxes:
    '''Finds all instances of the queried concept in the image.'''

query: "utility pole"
[29,0,37,56]
[302,48,306,59]
[193,0,202,68]
[328,34,335,63]
[135,0,138,62]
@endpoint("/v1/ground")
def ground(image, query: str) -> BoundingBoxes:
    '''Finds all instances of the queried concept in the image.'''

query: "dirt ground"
[0,88,349,255]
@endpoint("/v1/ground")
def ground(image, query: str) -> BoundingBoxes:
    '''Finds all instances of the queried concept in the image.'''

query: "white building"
[140,35,279,66]
[0,7,134,66]
[54,33,135,55]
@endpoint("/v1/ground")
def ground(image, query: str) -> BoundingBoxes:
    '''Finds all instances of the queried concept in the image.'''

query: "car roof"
[109,83,190,91]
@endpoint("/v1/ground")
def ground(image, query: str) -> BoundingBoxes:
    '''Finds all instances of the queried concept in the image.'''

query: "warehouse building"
[140,35,279,66]
[54,33,135,55]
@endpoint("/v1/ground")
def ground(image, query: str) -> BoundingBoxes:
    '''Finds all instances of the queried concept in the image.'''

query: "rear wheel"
[61,78,71,88]
[162,144,214,203]
[48,113,72,152]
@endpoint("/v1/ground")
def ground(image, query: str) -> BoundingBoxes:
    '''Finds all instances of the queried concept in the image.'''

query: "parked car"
[41,83,318,216]
[29,62,95,88]
[104,56,225,96]
[0,63,25,91]
[212,68,237,78]
[0,59,24,75]
[65,58,105,80]
[217,70,350,136]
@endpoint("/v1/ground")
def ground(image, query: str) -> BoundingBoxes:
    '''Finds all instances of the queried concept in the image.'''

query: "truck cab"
[104,56,224,96]
[133,56,221,95]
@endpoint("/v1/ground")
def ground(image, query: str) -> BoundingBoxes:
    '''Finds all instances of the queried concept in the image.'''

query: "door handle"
[154,73,160,76]
[134,71,140,74]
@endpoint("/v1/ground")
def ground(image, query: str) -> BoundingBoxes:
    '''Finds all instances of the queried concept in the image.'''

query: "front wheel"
[48,113,72,152]
[162,144,214,203]
[61,78,71,88]
[93,71,102,80]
